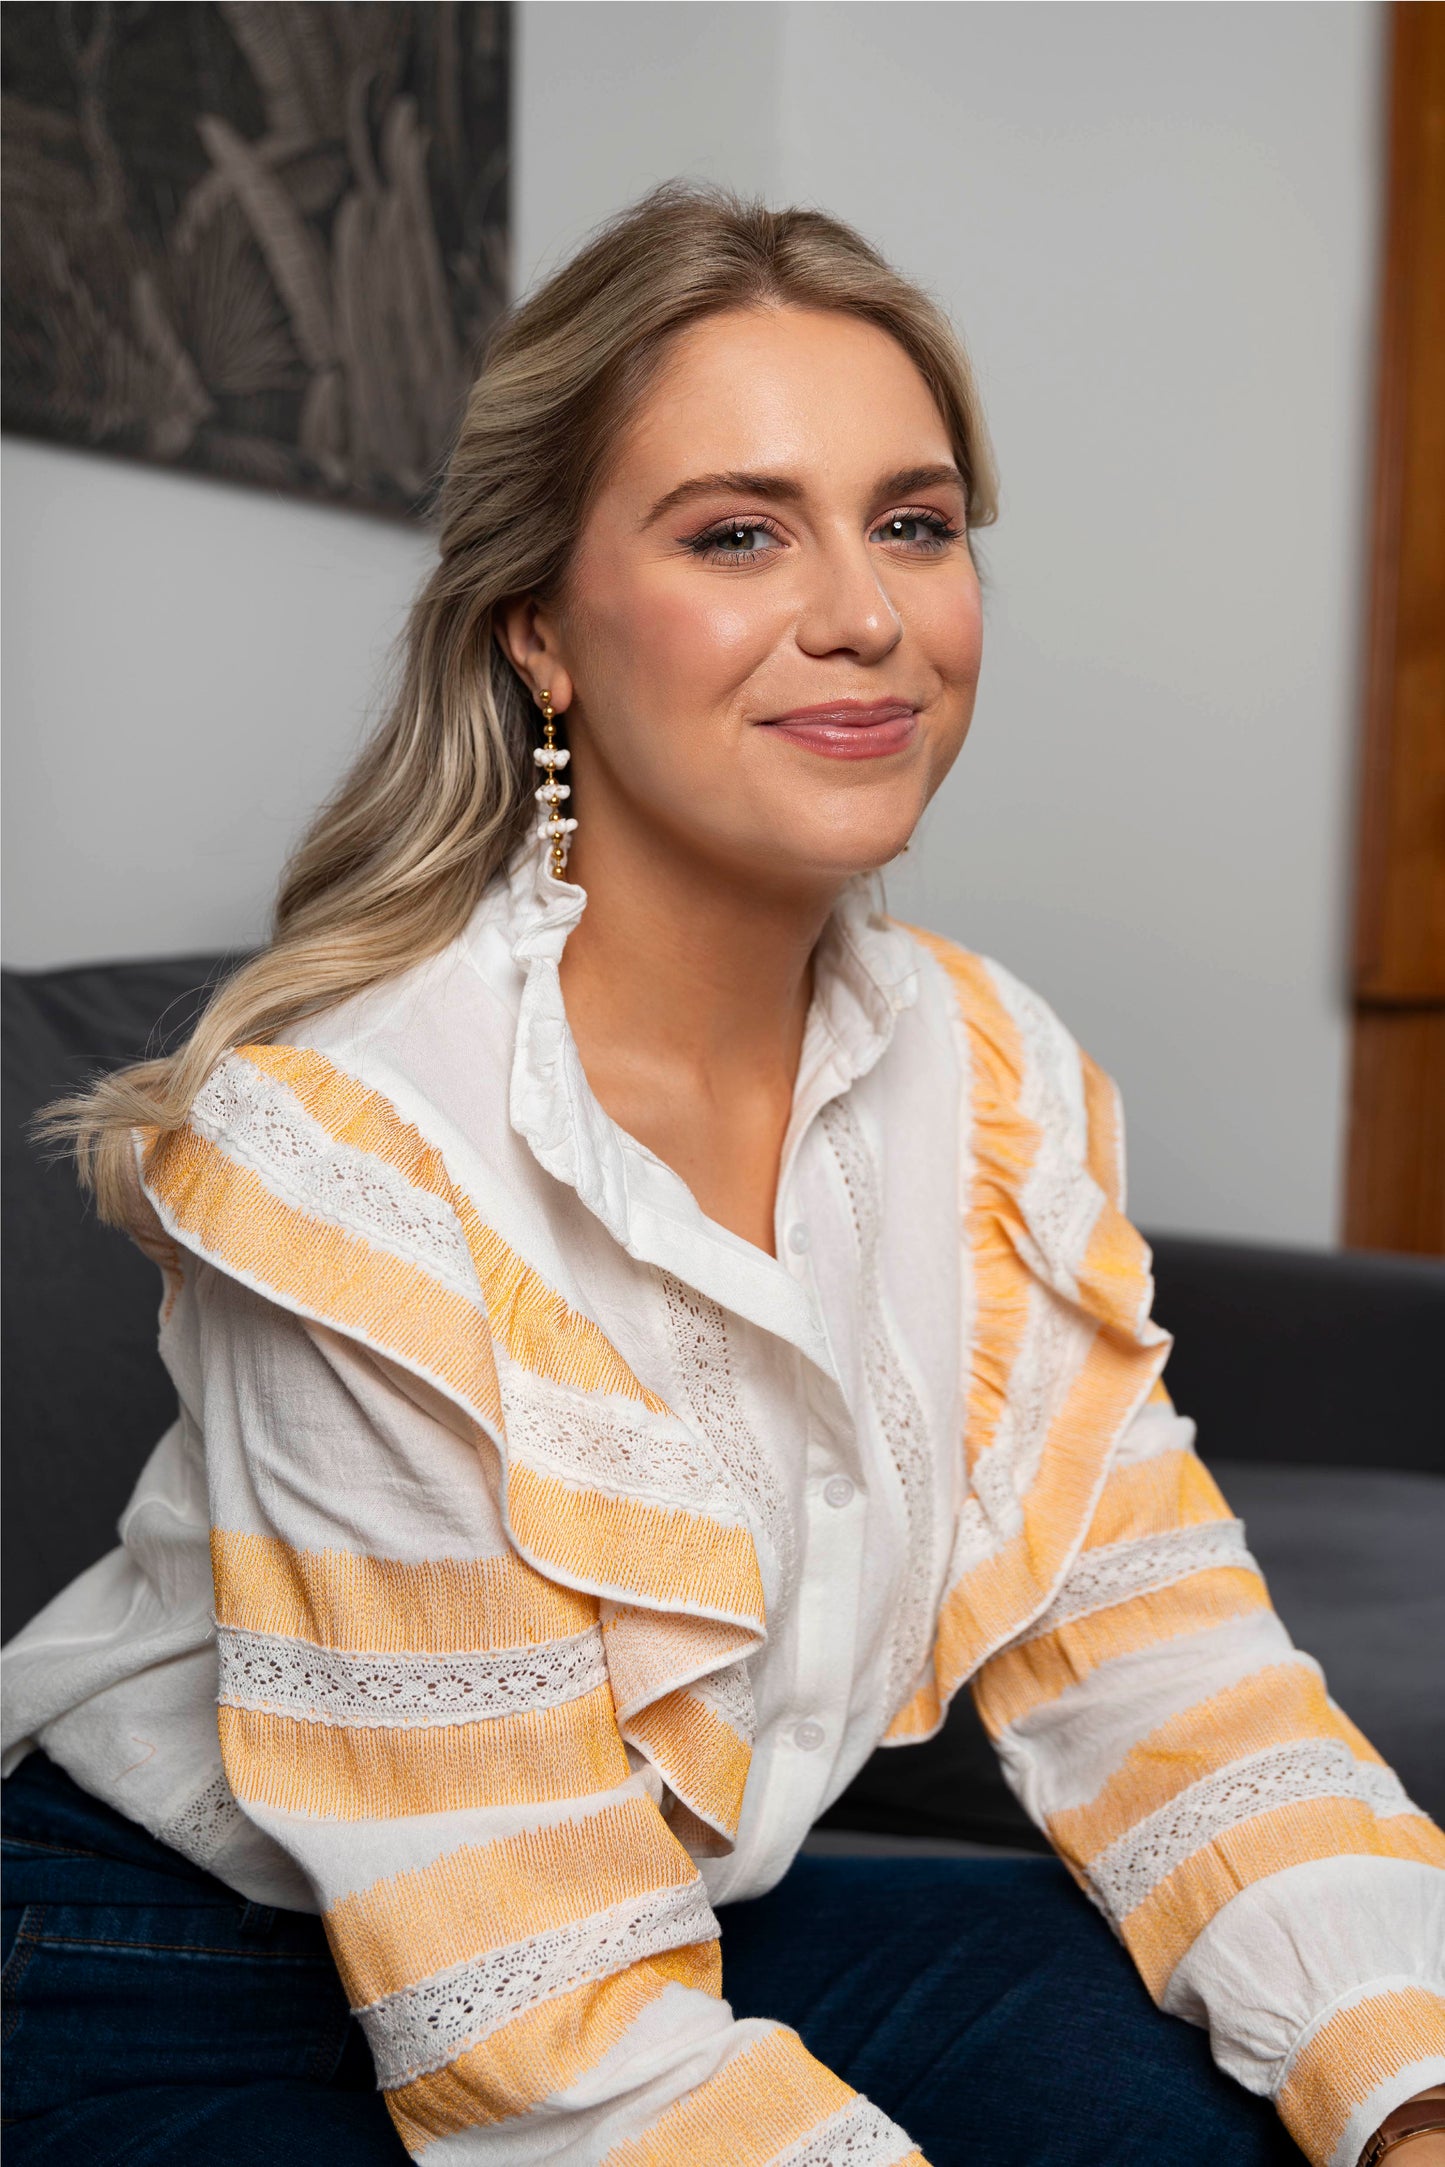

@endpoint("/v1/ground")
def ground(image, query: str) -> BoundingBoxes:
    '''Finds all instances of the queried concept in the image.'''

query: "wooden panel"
[1345,1007,1445,1253]
[1346,3,1445,1253]
[1353,0,1445,1003]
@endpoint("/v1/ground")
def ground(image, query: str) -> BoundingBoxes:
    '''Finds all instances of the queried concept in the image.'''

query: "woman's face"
[510,303,984,896]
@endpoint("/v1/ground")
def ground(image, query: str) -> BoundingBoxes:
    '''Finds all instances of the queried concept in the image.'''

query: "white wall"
[1,3,1381,1245]
[1,440,432,962]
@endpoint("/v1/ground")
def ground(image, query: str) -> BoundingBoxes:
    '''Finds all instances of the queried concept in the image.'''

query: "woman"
[3,182,1442,2167]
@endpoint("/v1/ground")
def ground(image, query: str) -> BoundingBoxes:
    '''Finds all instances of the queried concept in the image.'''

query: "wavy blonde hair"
[47,177,997,1225]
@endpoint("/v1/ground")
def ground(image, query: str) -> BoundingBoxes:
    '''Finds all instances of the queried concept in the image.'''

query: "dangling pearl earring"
[533,687,576,879]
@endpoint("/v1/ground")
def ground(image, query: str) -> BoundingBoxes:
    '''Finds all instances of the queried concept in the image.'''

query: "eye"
[687,517,786,567]
[871,509,962,552]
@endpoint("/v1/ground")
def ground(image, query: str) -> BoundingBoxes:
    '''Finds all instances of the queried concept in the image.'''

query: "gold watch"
[1357,2086,1445,2167]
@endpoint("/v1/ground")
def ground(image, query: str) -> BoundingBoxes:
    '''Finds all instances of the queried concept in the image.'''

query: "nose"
[792,529,904,665]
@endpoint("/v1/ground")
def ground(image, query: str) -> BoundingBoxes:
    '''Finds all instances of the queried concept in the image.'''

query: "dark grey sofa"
[4,954,1443,1849]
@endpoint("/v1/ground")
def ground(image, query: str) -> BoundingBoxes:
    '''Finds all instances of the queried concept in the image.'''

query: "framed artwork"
[1,1,510,517]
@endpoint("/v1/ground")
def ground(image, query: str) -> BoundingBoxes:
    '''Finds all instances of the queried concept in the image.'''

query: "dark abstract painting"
[1,2,510,516]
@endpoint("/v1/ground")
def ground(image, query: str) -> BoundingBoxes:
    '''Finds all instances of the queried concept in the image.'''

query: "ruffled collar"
[486,840,920,1324]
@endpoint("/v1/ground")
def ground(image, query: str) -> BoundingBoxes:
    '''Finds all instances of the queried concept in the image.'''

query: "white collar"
[487,842,920,1353]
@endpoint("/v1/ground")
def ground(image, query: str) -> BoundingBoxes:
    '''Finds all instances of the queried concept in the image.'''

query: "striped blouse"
[4,843,1442,2167]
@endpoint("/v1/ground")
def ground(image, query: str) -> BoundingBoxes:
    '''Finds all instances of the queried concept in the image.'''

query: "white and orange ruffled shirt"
[4,843,1443,2167]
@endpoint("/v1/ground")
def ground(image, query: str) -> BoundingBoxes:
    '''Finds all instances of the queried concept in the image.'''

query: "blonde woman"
[4,184,1442,2167]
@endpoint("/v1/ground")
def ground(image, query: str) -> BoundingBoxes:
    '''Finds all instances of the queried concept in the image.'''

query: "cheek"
[570,535,781,715]
[921,571,984,693]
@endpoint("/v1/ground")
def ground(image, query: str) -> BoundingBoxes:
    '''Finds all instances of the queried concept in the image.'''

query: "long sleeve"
[971,1278,1445,2164]
[898,930,1445,2167]
[193,1261,924,2166]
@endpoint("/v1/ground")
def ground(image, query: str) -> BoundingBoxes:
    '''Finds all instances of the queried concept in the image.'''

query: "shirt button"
[823,1476,855,1509]
[793,1720,826,1752]
[786,1222,811,1255]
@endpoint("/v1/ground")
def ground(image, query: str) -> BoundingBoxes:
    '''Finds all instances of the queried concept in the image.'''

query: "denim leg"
[2,1753,409,2165]
[718,1855,1303,2167]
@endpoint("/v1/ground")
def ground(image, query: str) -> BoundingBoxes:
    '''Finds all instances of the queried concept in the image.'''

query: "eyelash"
[686,508,962,567]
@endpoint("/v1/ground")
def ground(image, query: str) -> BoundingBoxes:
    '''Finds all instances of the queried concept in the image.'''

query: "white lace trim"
[1018,1521,1256,1646]
[358,1879,717,2089]
[690,1659,755,1743]
[990,959,1090,1168]
[1089,1740,1418,1921]
[158,1770,244,1870]
[1001,1273,1097,1503]
[658,1271,797,1593]
[501,1360,744,1523]
[216,1623,607,1728]
[190,1055,480,1303]
[774,2096,917,2167]
[819,1098,935,1718]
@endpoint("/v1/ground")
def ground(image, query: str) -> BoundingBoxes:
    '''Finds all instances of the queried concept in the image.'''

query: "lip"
[759,699,920,761]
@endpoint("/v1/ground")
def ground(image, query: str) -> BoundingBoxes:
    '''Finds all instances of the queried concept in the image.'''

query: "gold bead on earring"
[532,687,576,879]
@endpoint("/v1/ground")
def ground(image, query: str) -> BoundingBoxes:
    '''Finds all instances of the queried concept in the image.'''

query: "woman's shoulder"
[890,918,1122,1199]
[892,918,1095,1074]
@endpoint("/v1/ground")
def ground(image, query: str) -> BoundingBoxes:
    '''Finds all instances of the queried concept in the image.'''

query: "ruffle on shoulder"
[886,931,1171,1742]
[135,1040,764,1852]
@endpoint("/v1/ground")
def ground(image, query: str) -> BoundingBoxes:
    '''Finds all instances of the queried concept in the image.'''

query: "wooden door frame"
[1343,0,1445,1254]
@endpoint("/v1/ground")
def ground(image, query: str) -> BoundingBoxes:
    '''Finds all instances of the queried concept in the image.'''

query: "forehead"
[612,305,952,491]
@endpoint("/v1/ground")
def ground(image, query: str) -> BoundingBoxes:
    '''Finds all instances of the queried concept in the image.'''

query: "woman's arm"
[972,1379,1445,2167]
[193,1262,923,2165]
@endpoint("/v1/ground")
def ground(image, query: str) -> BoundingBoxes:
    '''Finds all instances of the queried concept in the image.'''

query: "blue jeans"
[3,1752,1299,2163]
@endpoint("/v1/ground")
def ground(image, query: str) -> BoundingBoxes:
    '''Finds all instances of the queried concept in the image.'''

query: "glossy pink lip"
[759,699,919,760]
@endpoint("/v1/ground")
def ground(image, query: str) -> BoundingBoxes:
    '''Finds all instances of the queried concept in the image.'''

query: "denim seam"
[1,1832,113,1864]
[1,1904,45,2040]
[16,1929,336,1963]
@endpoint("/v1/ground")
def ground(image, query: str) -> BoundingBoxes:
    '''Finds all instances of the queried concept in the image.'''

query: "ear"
[494,594,575,714]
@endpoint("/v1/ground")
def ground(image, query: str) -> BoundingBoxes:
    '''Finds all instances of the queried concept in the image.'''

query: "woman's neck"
[556,822,840,1254]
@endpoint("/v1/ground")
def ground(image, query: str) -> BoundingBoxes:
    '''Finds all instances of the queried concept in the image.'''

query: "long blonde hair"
[47,178,997,1224]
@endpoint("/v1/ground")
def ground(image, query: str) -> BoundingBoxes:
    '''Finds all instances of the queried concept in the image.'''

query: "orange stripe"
[1122,1799,1445,1998]
[240,1044,669,1410]
[603,1608,758,1718]
[602,2026,857,2167]
[1079,1047,1123,1209]
[917,935,1158,1334]
[327,1795,701,2007]
[624,1688,752,1841]
[157,1072,764,1630]
[884,930,1164,1745]
[144,1128,505,1427]
[909,931,1037,1484]
[1082,1449,1235,1550]
[1277,1986,1445,2167]
[386,1944,720,2142]
[1048,1663,1387,1866]
[935,1322,1168,1700]
[507,1462,764,1626]
[972,1567,1272,1736]
[211,1530,597,1651]
[219,1685,628,1819]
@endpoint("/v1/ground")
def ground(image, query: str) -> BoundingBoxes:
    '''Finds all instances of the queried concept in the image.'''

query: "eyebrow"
[641,461,968,529]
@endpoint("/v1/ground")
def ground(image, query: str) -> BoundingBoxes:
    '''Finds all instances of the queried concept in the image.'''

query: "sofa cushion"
[1148,1235,1444,1476]
[1,956,236,1641]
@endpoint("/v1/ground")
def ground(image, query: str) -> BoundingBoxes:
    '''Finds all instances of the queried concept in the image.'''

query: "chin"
[791,795,925,880]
